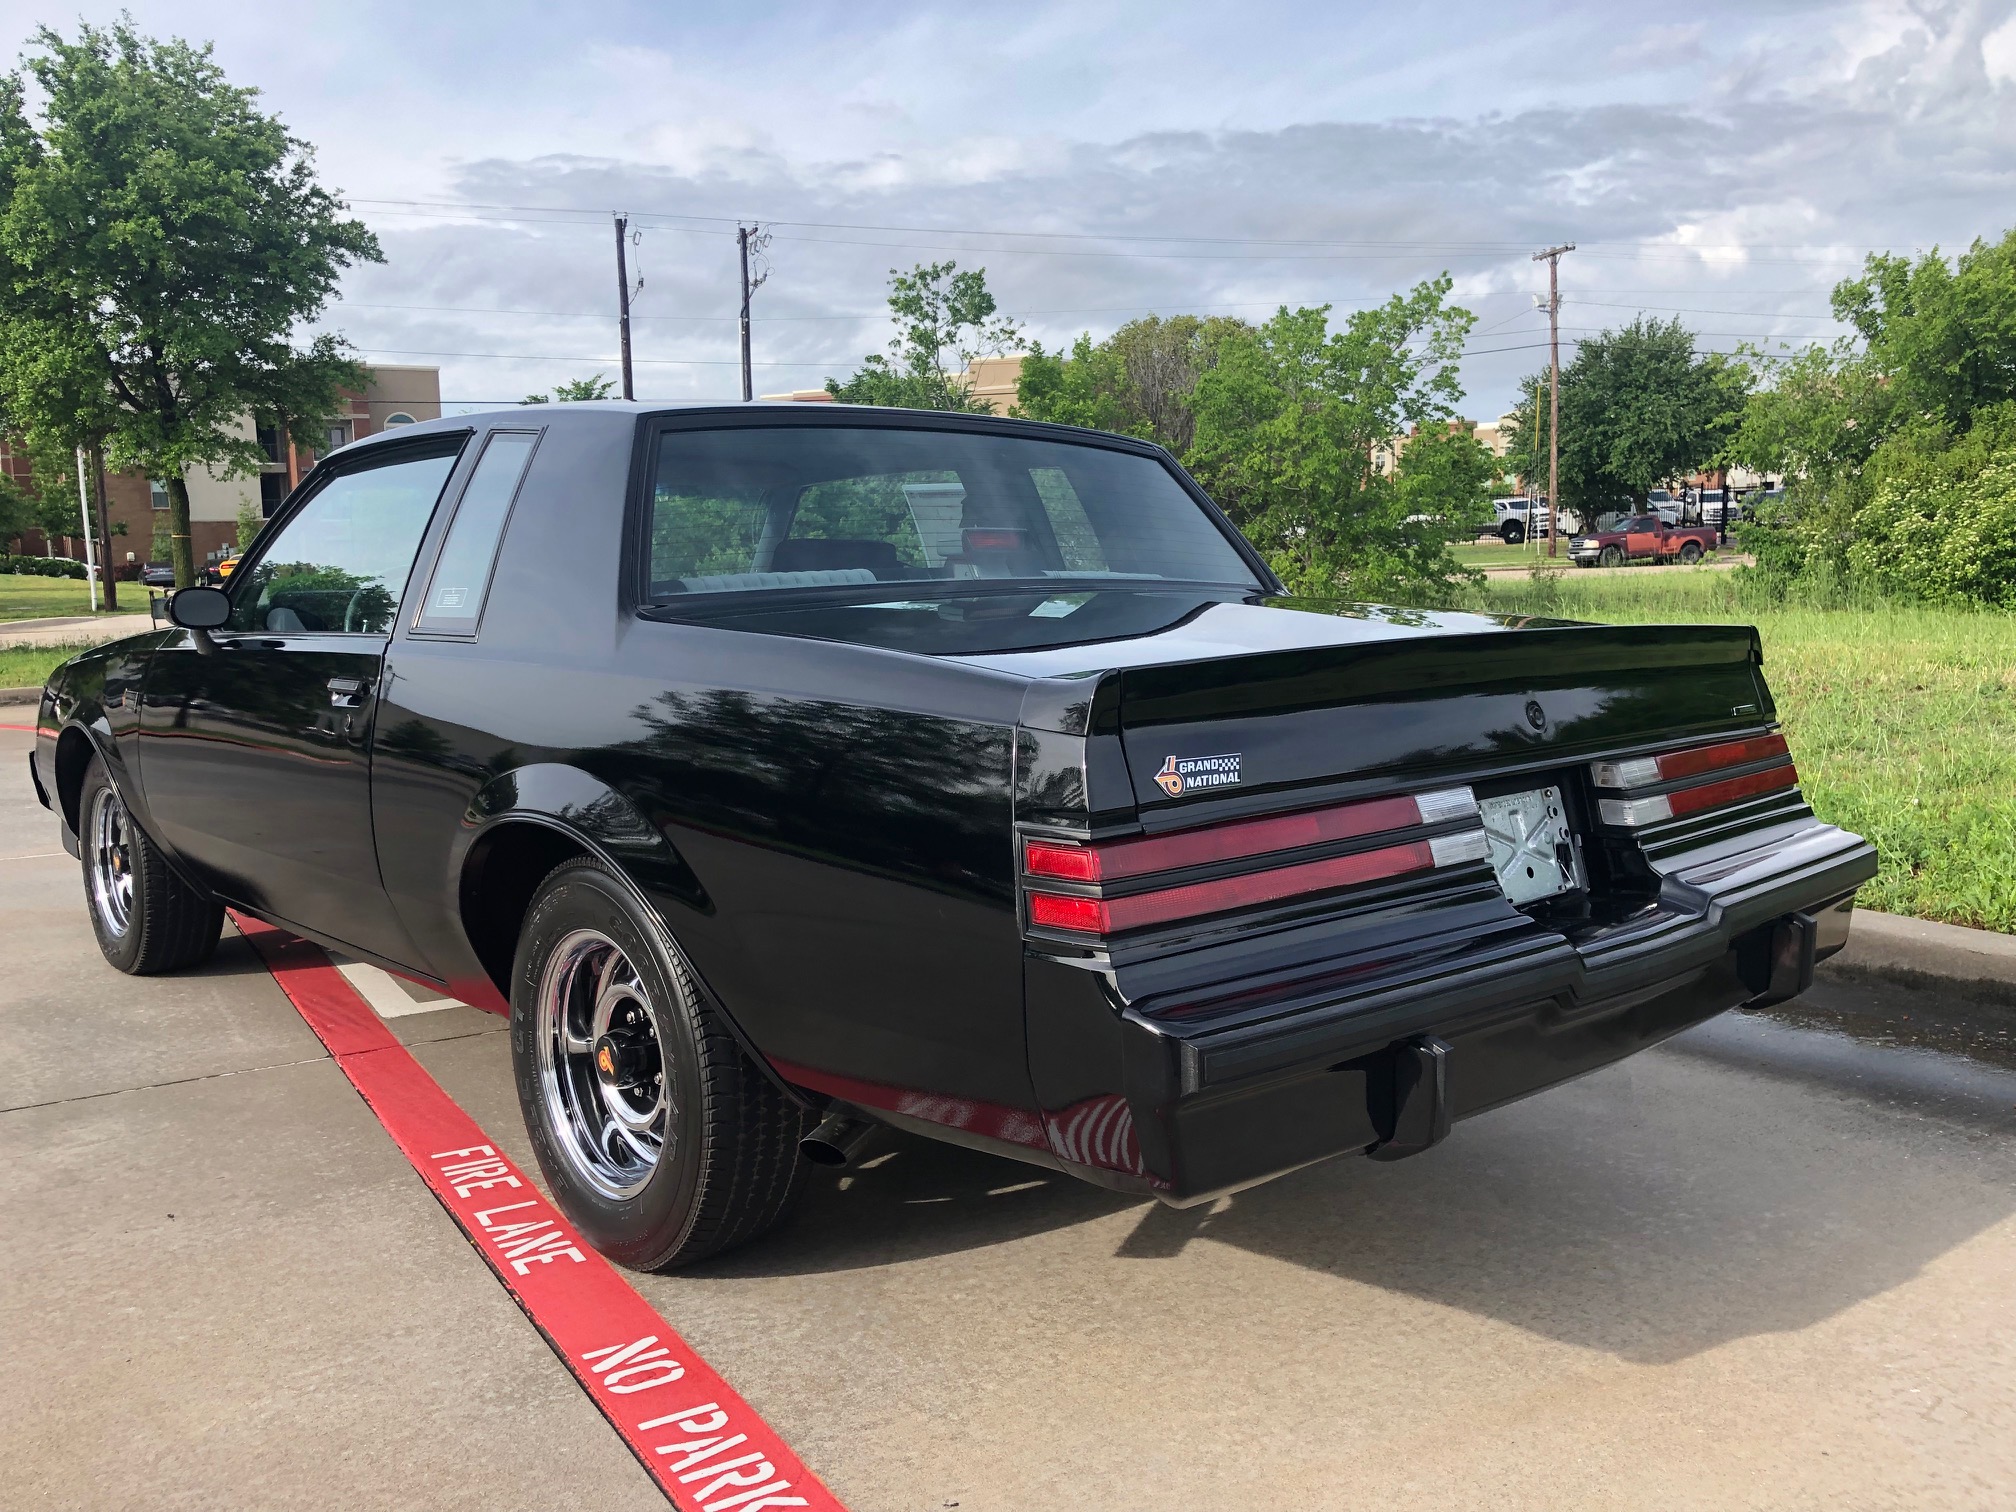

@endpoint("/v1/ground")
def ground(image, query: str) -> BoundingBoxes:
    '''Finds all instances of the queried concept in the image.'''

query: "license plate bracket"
[1478,785,1580,905]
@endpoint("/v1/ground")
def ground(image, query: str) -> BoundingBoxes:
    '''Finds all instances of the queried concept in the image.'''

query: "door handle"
[328,676,370,709]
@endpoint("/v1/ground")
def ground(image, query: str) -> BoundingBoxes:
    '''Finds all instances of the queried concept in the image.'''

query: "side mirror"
[168,585,231,630]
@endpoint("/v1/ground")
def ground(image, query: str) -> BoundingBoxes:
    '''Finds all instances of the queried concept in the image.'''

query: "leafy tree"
[236,498,264,550]
[827,262,1021,410]
[1501,317,1747,519]
[1015,314,1249,453]
[1731,229,2016,597]
[0,21,380,586]
[523,373,617,404]
[0,468,35,545]
[1184,281,1490,601]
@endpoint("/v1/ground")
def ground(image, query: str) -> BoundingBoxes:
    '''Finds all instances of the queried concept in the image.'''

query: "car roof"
[334,399,1156,461]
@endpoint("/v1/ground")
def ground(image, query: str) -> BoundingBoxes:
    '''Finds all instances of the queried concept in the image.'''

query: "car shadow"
[713,1004,2016,1366]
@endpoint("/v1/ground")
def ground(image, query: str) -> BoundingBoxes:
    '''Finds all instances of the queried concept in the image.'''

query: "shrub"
[0,553,89,578]
[1849,453,2016,609]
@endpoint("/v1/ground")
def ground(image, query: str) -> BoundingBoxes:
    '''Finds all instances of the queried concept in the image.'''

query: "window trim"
[222,430,472,638]
[407,427,544,641]
[626,408,1279,612]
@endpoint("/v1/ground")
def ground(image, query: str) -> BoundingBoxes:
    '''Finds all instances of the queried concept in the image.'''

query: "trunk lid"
[1112,622,1766,810]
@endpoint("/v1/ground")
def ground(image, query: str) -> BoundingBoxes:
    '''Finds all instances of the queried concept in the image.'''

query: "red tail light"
[1023,787,1487,937]
[1592,733,1799,828]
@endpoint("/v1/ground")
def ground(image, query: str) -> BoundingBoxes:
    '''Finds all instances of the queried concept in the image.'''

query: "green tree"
[1184,280,1489,601]
[1015,314,1249,452]
[826,262,1022,410]
[1502,317,1747,520]
[0,21,380,586]
[523,373,617,404]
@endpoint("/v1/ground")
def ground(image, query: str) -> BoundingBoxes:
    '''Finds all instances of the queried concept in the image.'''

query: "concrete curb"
[0,685,36,706]
[1825,909,2016,1004]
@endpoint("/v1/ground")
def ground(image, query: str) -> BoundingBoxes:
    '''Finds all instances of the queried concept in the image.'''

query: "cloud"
[268,0,2016,414]
[1608,23,1708,72]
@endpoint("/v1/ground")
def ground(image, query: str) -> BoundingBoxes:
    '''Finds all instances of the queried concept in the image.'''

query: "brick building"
[3,365,441,570]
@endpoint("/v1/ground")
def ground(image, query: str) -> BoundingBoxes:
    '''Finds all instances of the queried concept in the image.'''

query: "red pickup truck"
[1568,513,1718,567]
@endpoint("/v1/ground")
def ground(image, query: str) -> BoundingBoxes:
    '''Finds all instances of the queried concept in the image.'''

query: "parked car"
[140,562,176,588]
[31,405,1875,1270]
[1644,489,1682,526]
[1569,514,1720,567]
[1490,496,1553,544]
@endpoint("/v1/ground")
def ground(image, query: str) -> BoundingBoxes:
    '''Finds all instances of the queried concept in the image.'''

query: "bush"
[1849,454,2016,608]
[0,553,89,578]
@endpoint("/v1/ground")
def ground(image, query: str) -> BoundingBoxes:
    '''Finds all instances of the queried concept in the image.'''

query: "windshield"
[645,424,1262,599]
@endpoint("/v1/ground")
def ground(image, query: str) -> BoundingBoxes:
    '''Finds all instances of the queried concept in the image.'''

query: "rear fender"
[454,765,803,1104]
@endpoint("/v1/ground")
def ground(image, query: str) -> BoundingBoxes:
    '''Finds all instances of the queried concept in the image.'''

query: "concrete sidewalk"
[0,610,154,649]
[0,725,663,1511]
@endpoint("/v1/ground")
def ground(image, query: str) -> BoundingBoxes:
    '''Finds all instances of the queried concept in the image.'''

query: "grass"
[1453,569,2016,934]
[1452,540,1541,570]
[0,574,156,622]
[0,641,98,690]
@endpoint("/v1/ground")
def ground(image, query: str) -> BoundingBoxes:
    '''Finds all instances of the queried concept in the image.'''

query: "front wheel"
[1598,545,1624,568]
[1499,522,1525,546]
[510,856,812,1270]
[79,755,223,974]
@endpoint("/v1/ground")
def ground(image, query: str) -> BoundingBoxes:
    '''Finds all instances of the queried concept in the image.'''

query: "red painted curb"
[233,912,846,1512]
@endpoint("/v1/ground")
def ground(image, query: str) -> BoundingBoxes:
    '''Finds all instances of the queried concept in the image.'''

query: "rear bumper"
[1094,818,1875,1205]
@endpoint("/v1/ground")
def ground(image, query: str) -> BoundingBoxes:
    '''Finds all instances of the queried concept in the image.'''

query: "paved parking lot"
[5,718,2015,1510]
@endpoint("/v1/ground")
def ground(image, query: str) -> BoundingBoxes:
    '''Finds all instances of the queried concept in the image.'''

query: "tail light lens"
[1024,787,1487,937]
[1591,733,1798,828]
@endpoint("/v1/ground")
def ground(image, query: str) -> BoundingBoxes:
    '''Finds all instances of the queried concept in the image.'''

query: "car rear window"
[645,425,1260,598]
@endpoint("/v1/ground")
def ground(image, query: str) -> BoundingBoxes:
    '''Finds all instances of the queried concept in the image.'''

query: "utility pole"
[736,224,771,402]
[1532,242,1575,558]
[613,214,635,401]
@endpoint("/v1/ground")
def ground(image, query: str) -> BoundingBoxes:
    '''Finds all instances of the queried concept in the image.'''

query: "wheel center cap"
[592,1032,653,1091]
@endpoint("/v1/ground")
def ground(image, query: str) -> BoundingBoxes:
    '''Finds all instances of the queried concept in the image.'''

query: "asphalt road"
[4,719,2014,1511]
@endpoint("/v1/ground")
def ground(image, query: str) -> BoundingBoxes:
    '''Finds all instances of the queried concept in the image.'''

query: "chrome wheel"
[535,929,671,1199]
[87,783,136,939]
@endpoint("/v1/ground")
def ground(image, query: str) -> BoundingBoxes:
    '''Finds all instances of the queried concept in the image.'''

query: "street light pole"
[1533,243,1575,558]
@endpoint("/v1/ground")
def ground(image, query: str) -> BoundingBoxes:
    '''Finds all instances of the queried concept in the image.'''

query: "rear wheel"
[1678,540,1704,564]
[1598,545,1624,568]
[79,755,223,974]
[1499,522,1525,545]
[510,856,811,1270]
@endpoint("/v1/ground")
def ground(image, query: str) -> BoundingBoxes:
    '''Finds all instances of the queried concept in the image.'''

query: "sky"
[5,0,2016,417]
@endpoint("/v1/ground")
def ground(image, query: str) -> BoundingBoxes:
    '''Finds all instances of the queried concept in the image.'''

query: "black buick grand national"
[30,405,1875,1269]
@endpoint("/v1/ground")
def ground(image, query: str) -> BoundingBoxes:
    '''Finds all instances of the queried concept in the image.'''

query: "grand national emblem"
[1155,753,1242,797]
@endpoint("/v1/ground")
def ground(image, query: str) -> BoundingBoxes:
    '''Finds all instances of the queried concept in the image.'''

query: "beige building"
[5,366,442,569]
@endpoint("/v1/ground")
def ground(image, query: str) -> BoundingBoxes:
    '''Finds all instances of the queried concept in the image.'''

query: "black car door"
[136,436,465,963]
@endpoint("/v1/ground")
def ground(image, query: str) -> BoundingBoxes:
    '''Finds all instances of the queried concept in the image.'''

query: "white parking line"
[332,960,460,1019]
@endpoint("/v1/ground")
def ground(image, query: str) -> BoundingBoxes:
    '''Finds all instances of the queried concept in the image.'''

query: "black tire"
[1678,540,1704,564]
[1499,522,1525,546]
[1599,545,1625,568]
[510,855,811,1270]
[78,755,223,974]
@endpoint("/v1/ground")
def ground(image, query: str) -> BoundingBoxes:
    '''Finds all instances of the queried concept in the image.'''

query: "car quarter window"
[646,425,1261,597]
[413,430,539,635]
[227,442,461,634]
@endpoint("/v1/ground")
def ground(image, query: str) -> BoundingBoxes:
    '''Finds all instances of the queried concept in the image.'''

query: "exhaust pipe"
[799,1110,877,1168]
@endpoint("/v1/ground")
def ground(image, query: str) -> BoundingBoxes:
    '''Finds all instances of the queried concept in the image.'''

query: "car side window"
[227,444,460,634]
[413,430,539,635]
